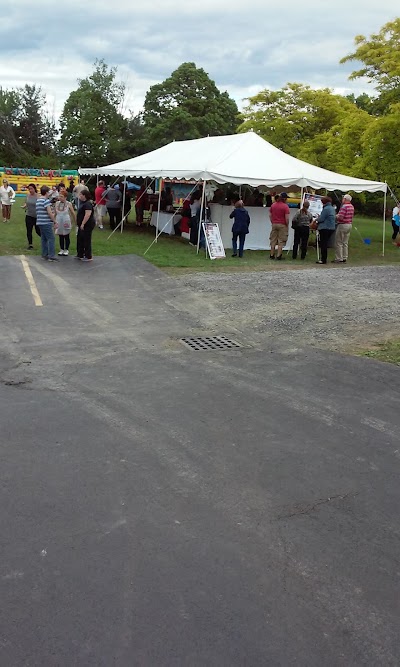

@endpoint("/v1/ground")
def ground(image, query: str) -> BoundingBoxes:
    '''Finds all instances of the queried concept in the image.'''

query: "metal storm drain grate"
[180,336,242,351]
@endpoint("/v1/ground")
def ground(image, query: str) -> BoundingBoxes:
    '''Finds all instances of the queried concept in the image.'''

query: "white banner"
[203,222,226,260]
[303,193,323,218]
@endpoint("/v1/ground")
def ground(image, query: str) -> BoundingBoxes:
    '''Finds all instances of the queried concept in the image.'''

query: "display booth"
[81,132,388,255]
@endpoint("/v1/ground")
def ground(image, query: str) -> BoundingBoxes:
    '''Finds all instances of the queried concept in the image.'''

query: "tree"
[238,83,368,169]
[17,85,56,159]
[341,19,400,111]
[59,59,128,166]
[142,62,239,149]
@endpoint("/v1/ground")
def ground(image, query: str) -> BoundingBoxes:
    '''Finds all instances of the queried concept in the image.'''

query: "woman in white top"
[0,179,16,223]
[55,191,76,255]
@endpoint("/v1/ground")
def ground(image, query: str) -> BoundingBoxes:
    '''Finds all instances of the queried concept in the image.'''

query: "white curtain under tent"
[80,132,388,252]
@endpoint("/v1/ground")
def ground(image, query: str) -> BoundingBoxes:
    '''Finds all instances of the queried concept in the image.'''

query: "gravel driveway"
[176,265,400,351]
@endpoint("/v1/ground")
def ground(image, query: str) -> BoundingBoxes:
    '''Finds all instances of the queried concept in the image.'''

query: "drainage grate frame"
[179,336,242,351]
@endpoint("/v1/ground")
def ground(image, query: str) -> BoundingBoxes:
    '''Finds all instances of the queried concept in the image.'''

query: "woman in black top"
[76,188,95,261]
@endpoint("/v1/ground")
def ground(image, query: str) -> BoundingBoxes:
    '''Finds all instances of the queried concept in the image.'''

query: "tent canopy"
[81,132,386,193]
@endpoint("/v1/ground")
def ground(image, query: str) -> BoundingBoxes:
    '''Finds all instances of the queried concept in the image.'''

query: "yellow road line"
[19,256,43,307]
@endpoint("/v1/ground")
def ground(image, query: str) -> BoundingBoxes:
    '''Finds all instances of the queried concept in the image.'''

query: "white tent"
[81,131,386,193]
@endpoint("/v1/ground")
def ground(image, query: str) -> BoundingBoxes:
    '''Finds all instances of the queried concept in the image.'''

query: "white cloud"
[0,0,398,119]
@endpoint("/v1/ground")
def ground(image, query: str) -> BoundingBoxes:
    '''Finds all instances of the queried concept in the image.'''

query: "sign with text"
[303,193,323,218]
[202,222,226,260]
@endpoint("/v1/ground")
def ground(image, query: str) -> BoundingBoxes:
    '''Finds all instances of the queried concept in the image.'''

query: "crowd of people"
[231,192,356,263]
[1,175,399,264]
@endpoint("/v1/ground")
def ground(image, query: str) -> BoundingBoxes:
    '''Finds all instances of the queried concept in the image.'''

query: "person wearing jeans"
[105,185,122,230]
[229,199,250,257]
[35,185,58,261]
[292,200,312,259]
[76,188,96,261]
[316,196,336,264]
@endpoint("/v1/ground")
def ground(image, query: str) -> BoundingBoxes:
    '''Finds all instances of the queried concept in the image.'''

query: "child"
[55,192,76,255]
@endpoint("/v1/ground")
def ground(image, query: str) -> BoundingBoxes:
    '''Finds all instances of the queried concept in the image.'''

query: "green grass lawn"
[1,203,399,273]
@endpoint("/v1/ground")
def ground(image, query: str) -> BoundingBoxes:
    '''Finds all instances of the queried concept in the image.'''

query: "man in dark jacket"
[316,196,336,264]
[229,200,250,257]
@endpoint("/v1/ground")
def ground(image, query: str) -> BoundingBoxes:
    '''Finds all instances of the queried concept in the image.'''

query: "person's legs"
[341,224,351,261]
[300,226,310,259]
[269,224,279,257]
[276,225,288,259]
[77,228,84,258]
[392,221,399,240]
[108,208,116,229]
[83,224,94,259]
[115,209,122,228]
[238,233,246,257]
[4,205,11,221]
[319,229,329,263]
[40,225,48,257]
[335,224,345,261]
[232,232,238,256]
[136,206,143,224]
[40,223,55,258]
[2,204,6,222]
[292,228,300,259]
[25,215,34,246]
[59,235,65,251]
[189,218,198,245]
[65,234,70,251]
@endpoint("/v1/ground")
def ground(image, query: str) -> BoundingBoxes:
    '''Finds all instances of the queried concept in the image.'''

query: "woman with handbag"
[292,200,312,259]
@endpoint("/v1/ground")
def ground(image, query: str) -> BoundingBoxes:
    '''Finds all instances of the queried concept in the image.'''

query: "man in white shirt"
[0,178,16,223]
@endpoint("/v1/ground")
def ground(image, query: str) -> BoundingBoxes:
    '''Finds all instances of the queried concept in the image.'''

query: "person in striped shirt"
[36,186,58,261]
[333,194,354,263]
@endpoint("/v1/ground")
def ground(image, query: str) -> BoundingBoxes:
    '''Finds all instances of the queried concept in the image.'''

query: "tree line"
[0,19,399,193]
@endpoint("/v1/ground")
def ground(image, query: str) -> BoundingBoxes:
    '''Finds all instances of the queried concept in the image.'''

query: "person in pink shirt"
[269,192,290,260]
[94,180,107,230]
[333,193,355,263]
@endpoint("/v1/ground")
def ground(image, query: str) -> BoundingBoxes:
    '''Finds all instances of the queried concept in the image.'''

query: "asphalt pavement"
[0,254,399,666]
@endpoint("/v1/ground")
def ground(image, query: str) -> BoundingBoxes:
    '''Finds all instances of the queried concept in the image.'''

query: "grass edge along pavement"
[361,340,400,365]
[0,207,399,272]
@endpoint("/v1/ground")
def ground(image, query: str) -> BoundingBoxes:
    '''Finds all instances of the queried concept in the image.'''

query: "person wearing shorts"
[94,180,107,229]
[269,192,290,260]
[0,179,15,223]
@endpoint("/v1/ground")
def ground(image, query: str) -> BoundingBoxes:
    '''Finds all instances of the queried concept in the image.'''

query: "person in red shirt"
[333,193,355,263]
[94,180,107,229]
[269,192,290,260]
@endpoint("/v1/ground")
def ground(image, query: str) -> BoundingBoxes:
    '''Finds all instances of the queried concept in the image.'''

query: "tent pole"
[121,182,126,233]
[382,185,387,257]
[300,186,304,205]
[156,186,162,243]
[197,180,206,255]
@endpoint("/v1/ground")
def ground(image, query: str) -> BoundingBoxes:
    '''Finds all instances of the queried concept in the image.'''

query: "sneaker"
[42,255,48,260]
[47,257,59,262]
[58,250,64,256]
[81,257,93,262]
[331,259,343,263]
[316,260,325,264]
[269,255,275,260]
[232,253,238,257]
[63,250,69,256]
[276,255,285,261]
[75,255,82,260]
[99,224,104,230]
[27,245,33,250]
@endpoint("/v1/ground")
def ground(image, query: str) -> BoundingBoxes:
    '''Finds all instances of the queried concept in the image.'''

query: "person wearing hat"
[229,199,250,257]
[333,193,355,263]
[269,192,290,259]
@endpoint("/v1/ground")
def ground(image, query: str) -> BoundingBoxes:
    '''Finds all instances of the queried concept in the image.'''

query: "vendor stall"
[81,132,387,254]
[210,204,297,250]
[150,211,181,236]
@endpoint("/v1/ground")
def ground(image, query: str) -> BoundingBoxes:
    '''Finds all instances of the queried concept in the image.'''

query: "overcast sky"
[1,0,398,118]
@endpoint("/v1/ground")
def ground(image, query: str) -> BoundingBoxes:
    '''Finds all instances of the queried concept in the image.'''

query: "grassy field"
[1,203,399,273]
